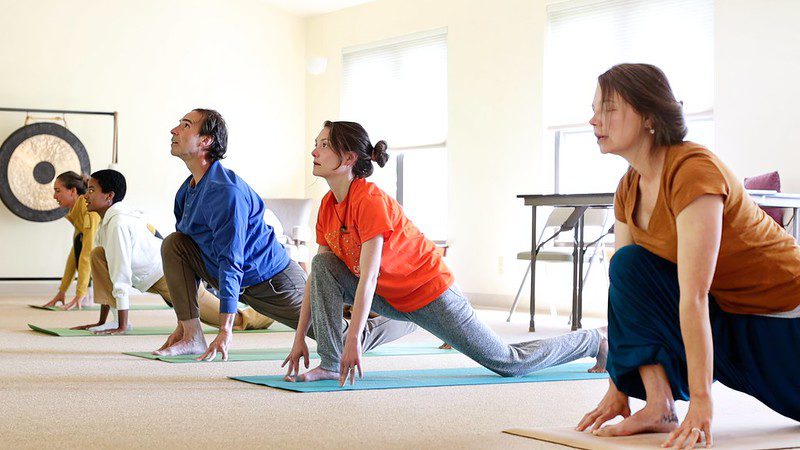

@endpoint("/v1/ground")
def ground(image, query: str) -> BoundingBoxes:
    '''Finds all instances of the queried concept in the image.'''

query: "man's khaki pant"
[90,246,273,330]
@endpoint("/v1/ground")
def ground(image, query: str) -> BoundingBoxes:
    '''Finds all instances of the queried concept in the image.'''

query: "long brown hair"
[598,63,687,148]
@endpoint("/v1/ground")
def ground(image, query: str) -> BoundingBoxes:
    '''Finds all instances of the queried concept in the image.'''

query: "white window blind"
[340,29,449,241]
[341,29,448,148]
[545,0,714,194]
[545,0,714,127]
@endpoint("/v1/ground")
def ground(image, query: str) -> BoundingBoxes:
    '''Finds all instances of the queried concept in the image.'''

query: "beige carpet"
[1,294,795,449]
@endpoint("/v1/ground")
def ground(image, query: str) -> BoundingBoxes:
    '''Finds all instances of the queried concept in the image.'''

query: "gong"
[0,122,91,222]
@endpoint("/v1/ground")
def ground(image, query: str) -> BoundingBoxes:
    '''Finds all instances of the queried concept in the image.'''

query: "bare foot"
[588,326,608,373]
[153,338,207,356]
[284,365,340,383]
[439,342,453,350]
[593,401,678,437]
[154,326,184,353]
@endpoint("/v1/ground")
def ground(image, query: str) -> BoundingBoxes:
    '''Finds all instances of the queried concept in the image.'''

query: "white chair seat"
[517,248,603,262]
[508,206,613,323]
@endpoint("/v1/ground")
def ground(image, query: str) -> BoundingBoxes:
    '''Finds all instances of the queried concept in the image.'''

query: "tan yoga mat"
[503,425,800,450]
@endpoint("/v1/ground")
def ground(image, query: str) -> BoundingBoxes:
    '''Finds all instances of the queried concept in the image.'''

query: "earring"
[649,128,655,134]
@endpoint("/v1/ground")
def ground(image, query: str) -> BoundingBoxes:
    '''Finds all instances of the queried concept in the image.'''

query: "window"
[544,0,714,193]
[341,29,448,241]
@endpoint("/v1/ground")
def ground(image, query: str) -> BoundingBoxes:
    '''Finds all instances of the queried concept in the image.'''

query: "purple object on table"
[745,171,783,224]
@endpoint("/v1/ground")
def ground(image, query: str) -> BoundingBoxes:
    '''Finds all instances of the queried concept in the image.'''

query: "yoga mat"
[502,425,800,450]
[230,362,607,392]
[29,304,173,311]
[27,322,293,336]
[124,344,458,363]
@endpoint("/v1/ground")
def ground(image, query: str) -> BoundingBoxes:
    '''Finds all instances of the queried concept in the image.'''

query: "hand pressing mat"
[502,425,800,450]
[29,304,172,311]
[124,344,458,363]
[230,362,607,392]
[28,323,292,336]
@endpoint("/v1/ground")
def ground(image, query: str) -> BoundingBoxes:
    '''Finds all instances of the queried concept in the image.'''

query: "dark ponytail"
[323,120,389,179]
[56,171,88,195]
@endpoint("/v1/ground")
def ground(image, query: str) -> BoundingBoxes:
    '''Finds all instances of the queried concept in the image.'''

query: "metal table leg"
[529,206,537,332]
[571,222,579,331]
[575,214,585,330]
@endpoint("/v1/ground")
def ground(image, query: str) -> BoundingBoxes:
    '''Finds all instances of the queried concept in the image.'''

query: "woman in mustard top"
[42,172,101,310]
[576,64,800,448]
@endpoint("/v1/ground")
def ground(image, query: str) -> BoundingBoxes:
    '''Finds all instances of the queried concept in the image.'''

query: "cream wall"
[0,0,307,279]
[304,0,800,315]
[715,0,800,190]
[304,0,547,310]
[3,0,797,313]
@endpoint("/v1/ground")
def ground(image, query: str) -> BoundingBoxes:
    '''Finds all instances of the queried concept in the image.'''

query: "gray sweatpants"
[162,233,414,349]
[311,252,601,375]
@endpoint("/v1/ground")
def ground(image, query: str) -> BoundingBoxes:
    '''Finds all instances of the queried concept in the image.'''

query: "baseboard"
[0,280,69,297]
[465,291,607,318]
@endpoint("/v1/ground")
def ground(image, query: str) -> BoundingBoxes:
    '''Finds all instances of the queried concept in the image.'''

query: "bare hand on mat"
[42,291,66,308]
[662,396,713,449]
[282,336,310,380]
[198,329,232,361]
[62,295,87,311]
[576,380,631,432]
[339,334,363,387]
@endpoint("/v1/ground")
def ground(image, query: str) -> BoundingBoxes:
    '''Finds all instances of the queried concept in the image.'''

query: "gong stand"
[0,107,118,280]
[0,107,118,164]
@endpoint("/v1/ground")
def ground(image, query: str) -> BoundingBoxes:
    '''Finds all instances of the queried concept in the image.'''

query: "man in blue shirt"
[153,109,415,361]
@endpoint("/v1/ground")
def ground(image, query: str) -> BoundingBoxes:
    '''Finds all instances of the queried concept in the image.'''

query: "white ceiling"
[261,0,377,17]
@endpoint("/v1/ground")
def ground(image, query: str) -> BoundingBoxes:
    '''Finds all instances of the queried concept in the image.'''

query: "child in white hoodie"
[69,170,165,333]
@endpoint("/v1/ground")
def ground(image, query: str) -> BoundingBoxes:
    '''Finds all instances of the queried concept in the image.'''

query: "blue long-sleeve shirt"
[174,161,290,313]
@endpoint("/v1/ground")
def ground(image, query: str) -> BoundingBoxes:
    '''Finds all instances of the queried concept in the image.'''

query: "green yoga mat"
[27,322,293,336]
[124,344,457,363]
[29,304,173,311]
[230,362,608,392]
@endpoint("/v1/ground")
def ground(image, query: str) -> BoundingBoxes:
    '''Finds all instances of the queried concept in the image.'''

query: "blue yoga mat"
[230,362,607,392]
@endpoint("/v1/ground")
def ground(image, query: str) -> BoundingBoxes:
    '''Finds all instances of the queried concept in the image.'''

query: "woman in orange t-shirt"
[576,64,800,447]
[283,120,606,385]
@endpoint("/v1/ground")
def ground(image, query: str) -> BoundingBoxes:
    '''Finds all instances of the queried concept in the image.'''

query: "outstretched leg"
[394,285,603,377]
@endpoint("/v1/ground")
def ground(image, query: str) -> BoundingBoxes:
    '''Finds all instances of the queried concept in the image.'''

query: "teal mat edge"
[229,363,608,393]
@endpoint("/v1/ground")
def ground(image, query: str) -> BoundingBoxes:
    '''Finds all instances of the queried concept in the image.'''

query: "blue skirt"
[607,245,800,421]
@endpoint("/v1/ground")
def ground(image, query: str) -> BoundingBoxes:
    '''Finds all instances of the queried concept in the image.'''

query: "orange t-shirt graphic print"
[316,178,453,312]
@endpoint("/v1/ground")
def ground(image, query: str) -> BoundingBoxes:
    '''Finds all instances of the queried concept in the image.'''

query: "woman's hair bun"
[371,140,389,168]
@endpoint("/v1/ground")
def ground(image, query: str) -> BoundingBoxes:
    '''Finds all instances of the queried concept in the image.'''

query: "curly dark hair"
[323,120,388,178]
[598,63,687,148]
[193,108,228,162]
[91,169,127,204]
